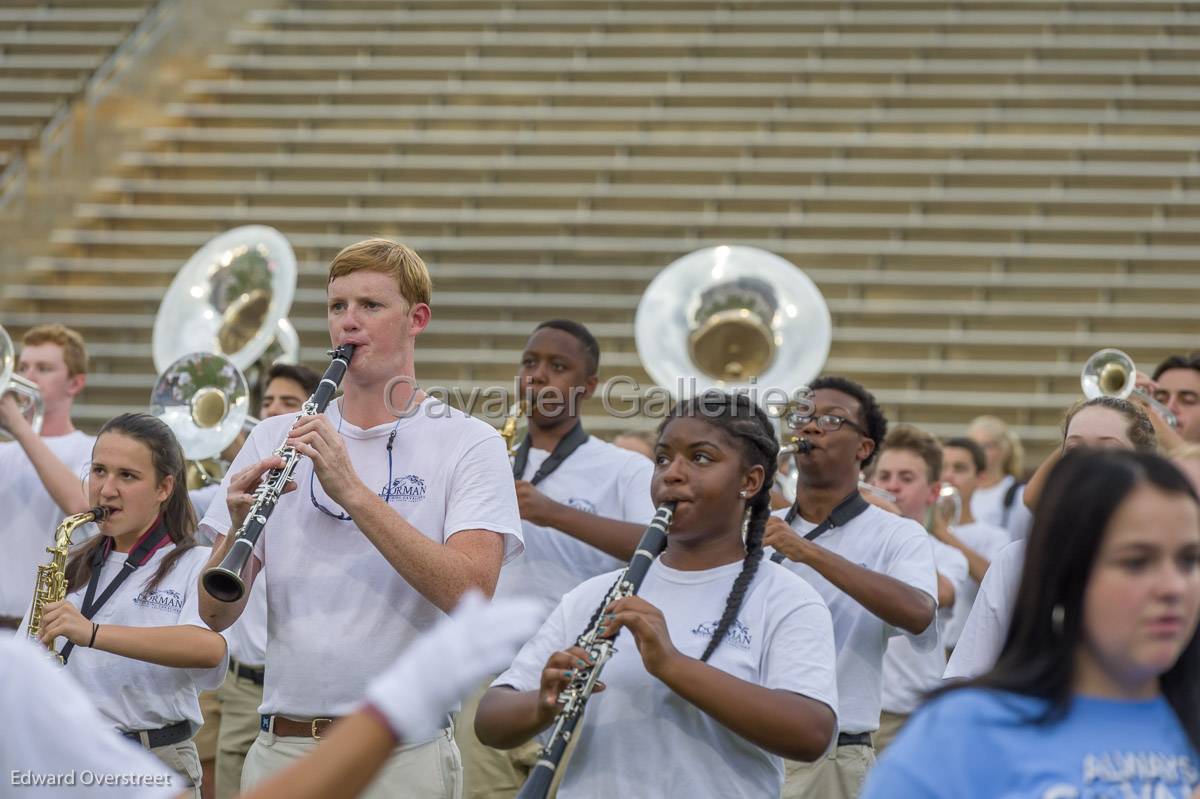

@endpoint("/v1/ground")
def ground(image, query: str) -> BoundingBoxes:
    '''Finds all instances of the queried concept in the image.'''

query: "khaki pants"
[195,690,220,762]
[455,683,542,799]
[243,725,462,799]
[782,743,875,799]
[215,667,265,799]
[871,711,908,756]
[149,739,203,799]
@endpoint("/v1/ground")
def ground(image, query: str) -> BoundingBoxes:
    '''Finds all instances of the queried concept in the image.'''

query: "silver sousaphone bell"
[0,324,44,439]
[151,352,255,488]
[635,246,834,503]
[152,225,299,376]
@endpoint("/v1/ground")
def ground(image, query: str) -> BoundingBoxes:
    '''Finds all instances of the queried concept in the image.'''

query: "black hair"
[944,437,987,474]
[266,362,321,396]
[1153,352,1200,382]
[662,391,780,662]
[66,413,198,593]
[948,449,1200,750]
[809,375,888,468]
[533,319,600,377]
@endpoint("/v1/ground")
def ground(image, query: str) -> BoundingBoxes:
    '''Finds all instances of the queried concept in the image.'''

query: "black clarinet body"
[201,345,355,602]
[515,501,676,799]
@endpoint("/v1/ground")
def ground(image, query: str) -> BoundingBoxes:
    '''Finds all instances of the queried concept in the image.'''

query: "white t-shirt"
[0,431,96,619]
[942,519,1012,649]
[22,543,226,733]
[768,503,939,734]
[944,539,1026,681]
[494,558,838,799]
[193,522,266,667]
[880,540,969,715]
[188,483,220,521]
[970,475,1033,541]
[496,436,654,619]
[1,636,181,798]
[200,396,523,719]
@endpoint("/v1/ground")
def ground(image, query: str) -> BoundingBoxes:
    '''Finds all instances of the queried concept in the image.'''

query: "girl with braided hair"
[476,391,839,798]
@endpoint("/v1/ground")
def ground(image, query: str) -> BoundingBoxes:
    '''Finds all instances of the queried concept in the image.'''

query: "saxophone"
[500,399,528,465]
[27,506,109,662]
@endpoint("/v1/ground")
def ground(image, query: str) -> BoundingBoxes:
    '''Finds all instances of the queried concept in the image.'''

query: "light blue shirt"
[863,688,1199,799]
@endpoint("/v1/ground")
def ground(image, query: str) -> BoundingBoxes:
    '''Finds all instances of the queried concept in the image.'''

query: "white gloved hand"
[363,590,543,742]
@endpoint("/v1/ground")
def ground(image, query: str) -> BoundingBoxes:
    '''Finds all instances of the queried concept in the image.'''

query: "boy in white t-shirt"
[762,377,939,799]
[0,324,95,630]
[868,425,970,753]
[198,238,523,799]
[460,320,654,798]
[937,437,1013,649]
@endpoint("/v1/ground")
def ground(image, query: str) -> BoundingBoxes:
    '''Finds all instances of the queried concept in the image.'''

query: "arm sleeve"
[761,595,839,717]
[180,551,229,690]
[884,527,940,652]
[444,434,524,563]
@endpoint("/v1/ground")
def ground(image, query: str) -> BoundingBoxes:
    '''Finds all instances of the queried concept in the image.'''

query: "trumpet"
[0,324,43,438]
[202,345,354,603]
[1081,348,1178,429]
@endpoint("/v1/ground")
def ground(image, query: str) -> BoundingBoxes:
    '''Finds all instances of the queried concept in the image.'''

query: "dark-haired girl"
[475,392,839,797]
[866,449,1200,798]
[26,413,227,797]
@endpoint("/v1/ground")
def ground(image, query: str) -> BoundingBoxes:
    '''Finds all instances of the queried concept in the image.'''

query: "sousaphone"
[635,245,833,502]
[151,352,253,488]
[152,225,300,378]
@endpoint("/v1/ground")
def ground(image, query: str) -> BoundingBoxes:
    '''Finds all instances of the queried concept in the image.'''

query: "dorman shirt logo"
[382,474,427,503]
[133,588,184,614]
[691,618,752,650]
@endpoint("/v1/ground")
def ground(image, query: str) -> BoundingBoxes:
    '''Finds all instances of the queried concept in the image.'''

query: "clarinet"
[515,502,676,799]
[202,344,355,602]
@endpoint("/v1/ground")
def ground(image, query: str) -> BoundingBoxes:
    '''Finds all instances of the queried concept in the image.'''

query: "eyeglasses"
[789,414,869,436]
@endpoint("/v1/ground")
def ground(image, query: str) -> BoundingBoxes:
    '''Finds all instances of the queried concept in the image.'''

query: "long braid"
[663,392,780,663]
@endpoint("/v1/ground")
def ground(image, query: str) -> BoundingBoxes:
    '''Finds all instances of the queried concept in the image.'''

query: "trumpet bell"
[635,245,831,399]
[936,484,963,527]
[153,226,297,373]
[1081,348,1135,400]
[0,325,44,438]
[151,352,249,461]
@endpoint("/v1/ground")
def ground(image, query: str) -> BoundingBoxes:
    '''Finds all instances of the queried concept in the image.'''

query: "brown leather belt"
[262,714,341,739]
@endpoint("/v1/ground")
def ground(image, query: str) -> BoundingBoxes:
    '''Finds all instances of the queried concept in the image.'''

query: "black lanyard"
[511,421,589,486]
[61,519,170,664]
[770,491,870,563]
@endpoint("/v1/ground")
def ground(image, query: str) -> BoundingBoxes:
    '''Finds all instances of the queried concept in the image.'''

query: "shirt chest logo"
[133,588,184,614]
[565,497,597,515]
[691,618,752,650]
[382,474,426,503]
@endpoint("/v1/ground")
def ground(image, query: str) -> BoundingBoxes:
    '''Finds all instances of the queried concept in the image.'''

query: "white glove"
[363,590,543,742]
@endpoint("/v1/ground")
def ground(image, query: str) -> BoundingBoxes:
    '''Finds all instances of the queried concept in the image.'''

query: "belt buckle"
[311,718,333,740]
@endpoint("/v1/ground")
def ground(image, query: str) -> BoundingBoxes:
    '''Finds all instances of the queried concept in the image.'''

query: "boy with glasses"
[763,377,938,799]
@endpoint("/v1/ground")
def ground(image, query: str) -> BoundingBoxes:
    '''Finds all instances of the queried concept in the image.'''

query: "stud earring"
[738,490,748,498]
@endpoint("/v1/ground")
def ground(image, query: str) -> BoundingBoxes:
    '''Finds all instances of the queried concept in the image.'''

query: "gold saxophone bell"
[27,507,109,662]
[500,399,528,465]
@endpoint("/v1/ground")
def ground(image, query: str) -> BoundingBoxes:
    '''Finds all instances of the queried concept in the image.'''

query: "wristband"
[87,622,99,648]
